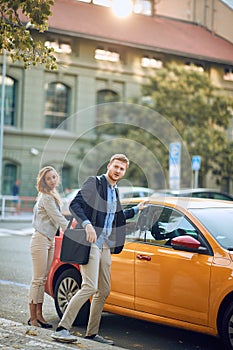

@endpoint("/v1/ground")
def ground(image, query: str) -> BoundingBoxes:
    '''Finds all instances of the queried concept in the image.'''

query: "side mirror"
[171,235,201,252]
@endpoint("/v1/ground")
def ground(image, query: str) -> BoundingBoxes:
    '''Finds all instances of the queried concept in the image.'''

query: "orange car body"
[45,197,233,340]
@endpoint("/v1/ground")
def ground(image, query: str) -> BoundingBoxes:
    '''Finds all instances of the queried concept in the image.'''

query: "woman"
[28,166,69,328]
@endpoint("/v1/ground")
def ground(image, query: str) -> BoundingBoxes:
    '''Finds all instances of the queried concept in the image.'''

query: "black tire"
[54,268,90,326]
[220,302,233,350]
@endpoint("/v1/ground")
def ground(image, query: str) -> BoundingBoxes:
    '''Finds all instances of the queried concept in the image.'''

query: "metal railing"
[0,195,35,220]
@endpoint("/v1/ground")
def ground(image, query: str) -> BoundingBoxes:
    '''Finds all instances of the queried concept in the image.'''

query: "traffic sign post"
[169,142,181,190]
[192,155,201,188]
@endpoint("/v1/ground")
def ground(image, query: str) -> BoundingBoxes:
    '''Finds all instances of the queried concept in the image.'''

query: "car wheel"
[54,268,90,326]
[221,303,233,350]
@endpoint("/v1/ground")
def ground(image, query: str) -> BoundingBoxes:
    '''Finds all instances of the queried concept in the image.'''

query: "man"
[11,179,21,214]
[52,154,147,344]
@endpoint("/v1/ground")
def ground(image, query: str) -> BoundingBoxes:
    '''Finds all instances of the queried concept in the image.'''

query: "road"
[0,221,223,350]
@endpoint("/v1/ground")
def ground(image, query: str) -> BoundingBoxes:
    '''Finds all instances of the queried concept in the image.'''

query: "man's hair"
[109,154,129,168]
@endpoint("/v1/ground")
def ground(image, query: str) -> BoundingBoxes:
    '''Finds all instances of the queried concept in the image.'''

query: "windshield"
[190,207,233,249]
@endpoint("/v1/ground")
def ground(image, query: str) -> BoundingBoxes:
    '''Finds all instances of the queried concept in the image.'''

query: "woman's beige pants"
[29,231,55,304]
[59,243,111,336]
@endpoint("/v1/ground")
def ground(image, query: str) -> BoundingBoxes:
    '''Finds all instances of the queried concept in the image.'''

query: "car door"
[107,247,135,309]
[133,205,213,326]
[106,209,141,309]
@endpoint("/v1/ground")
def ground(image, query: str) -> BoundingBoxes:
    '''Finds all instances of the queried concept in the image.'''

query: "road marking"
[0,279,30,289]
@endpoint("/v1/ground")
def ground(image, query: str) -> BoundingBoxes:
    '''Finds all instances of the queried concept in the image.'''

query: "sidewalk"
[0,318,126,350]
[0,212,33,222]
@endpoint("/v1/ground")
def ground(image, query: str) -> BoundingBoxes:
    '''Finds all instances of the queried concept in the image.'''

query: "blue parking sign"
[169,142,181,189]
[192,156,201,171]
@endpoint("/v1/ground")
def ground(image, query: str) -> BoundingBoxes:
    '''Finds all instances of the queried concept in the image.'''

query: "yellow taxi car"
[45,197,233,350]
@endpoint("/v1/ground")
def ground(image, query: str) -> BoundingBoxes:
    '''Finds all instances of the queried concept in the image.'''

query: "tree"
[142,63,233,189]
[92,101,192,189]
[93,64,233,190]
[0,0,57,69]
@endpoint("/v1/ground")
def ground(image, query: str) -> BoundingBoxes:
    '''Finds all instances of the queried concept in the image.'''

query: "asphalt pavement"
[0,213,225,350]
[0,214,127,350]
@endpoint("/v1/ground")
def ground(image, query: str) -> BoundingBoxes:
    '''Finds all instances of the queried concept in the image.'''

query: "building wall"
[155,0,233,44]
[1,2,233,196]
[2,40,152,195]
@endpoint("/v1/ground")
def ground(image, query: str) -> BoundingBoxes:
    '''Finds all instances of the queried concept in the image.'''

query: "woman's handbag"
[60,221,91,265]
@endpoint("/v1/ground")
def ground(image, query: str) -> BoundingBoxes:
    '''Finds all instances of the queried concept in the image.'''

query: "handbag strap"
[67,218,73,229]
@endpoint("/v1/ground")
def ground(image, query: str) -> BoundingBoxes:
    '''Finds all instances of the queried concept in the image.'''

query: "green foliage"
[93,102,184,189]
[0,0,57,69]
[142,63,233,188]
[93,64,233,189]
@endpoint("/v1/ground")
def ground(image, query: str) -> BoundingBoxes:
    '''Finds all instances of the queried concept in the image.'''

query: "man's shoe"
[51,329,77,343]
[85,334,114,345]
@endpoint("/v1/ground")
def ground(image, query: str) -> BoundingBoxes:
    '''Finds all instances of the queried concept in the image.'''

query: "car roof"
[121,196,233,211]
[156,188,232,195]
[65,188,80,200]
[118,186,154,193]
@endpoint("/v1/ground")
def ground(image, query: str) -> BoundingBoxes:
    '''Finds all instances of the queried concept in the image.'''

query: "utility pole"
[0,49,6,195]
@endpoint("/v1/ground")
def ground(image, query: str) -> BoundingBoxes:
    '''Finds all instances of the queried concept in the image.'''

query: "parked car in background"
[61,186,154,216]
[153,188,233,201]
[117,186,155,199]
[61,189,80,217]
[46,196,233,350]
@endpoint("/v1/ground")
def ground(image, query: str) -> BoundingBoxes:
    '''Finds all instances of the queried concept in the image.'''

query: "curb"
[0,318,126,350]
[0,214,33,222]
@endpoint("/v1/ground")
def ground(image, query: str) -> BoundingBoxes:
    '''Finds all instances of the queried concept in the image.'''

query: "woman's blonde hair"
[36,166,61,205]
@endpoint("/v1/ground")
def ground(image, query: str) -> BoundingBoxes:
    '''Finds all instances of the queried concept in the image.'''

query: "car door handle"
[136,254,151,261]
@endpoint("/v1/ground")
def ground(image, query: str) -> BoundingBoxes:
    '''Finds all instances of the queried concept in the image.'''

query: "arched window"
[3,163,17,195]
[96,89,120,134]
[97,89,119,105]
[44,82,70,129]
[0,75,17,126]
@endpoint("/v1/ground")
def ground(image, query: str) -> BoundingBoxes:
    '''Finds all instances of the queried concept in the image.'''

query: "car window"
[185,191,232,201]
[126,205,199,247]
[190,207,233,249]
[211,193,232,201]
[192,192,210,198]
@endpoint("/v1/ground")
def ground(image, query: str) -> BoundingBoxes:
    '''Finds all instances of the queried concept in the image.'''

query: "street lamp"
[0,49,6,195]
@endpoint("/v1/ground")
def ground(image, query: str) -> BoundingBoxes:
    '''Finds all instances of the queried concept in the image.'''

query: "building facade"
[1,0,233,196]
